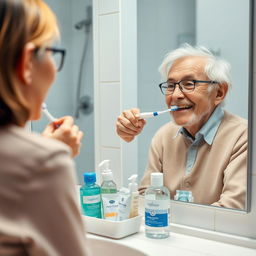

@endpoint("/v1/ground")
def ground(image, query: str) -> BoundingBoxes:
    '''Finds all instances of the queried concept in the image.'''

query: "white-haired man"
[116,44,247,209]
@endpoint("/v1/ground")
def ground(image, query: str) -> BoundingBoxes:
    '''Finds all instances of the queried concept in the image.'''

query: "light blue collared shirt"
[178,105,224,174]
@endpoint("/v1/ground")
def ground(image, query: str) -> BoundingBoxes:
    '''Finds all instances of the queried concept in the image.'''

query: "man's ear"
[16,43,36,85]
[214,82,228,106]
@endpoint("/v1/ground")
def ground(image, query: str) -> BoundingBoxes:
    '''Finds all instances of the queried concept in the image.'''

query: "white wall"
[196,0,250,119]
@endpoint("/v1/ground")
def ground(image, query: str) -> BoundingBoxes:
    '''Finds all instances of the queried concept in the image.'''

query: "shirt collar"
[175,105,224,145]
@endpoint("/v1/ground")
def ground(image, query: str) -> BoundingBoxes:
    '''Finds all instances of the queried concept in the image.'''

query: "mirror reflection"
[33,0,94,181]
[134,0,250,210]
[34,0,251,211]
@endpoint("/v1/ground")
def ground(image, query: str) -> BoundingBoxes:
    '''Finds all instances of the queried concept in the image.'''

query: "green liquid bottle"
[99,160,117,194]
[99,160,118,220]
[80,172,102,218]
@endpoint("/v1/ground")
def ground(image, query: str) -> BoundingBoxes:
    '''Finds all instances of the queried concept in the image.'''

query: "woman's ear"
[214,82,228,106]
[16,43,36,85]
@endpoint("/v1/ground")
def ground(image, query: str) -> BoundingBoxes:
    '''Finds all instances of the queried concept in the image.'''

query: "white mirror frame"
[93,0,256,247]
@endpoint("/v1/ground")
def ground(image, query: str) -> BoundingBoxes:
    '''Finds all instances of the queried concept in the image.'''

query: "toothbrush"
[41,102,57,123]
[138,105,179,119]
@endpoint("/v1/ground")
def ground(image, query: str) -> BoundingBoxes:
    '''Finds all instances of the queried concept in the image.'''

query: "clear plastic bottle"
[99,160,117,194]
[80,172,102,218]
[145,173,170,239]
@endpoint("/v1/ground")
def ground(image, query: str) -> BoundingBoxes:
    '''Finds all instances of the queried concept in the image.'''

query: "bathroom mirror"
[136,0,252,211]
[32,0,252,212]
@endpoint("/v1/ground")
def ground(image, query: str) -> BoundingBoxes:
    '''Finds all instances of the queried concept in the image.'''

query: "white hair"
[159,44,231,88]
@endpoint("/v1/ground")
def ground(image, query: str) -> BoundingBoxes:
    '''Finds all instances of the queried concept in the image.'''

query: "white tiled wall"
[214,174,256,237]
[99,83,120,147]
[99,13,120,82]
[171,202,215,230]
[94,0,122,186]
[99,0,119,14]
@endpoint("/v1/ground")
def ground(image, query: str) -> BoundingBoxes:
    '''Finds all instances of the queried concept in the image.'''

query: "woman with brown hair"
[0,0,89,255]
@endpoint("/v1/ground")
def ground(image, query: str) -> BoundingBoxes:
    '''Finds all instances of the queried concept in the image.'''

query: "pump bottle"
[99,160,117,194]
[128,174,139,218]
[144,172,170,239]
[98,160,118,220]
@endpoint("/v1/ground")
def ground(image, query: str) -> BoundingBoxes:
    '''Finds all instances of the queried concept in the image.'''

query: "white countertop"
[78,185,256,255]
[87,225,256,256]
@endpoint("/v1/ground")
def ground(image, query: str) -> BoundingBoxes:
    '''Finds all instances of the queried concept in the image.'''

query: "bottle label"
[82,195,102,218]
[83,195,101,204]
[145,199,170,227]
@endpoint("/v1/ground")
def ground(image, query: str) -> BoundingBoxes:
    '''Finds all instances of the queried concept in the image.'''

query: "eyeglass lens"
[51,52,63,71]
[163,80,195,94]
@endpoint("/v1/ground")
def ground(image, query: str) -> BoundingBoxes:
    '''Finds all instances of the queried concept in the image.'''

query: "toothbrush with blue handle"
[138,105,179,119]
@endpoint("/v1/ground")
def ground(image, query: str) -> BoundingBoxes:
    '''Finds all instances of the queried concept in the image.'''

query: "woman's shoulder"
[11,125,70,153]
[0,126,75,196]
[1,125,71,167]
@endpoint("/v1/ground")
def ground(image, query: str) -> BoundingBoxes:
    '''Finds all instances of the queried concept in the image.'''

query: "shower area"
[32,0,94,184]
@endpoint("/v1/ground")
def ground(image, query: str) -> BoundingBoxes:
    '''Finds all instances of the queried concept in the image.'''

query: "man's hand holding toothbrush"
[116,106,178,142]
[42,116,83,158]
[116,108,146,142]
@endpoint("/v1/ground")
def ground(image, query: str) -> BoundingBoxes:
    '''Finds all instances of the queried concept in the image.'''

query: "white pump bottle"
[128,174,139,218]
[98,160,117,194]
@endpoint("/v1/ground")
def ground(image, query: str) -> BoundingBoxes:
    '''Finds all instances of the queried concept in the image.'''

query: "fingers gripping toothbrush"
[41,102,57,122]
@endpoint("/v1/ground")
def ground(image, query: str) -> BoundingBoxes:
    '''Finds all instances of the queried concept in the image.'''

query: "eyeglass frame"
[159,80,218,95]
[34,47,66,72]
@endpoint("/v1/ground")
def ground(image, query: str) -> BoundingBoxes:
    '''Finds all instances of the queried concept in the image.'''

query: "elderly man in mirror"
[116,44,247,210]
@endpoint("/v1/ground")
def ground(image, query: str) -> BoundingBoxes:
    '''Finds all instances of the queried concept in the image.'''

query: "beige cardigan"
[139,111,247,210]
[0,126,89,256]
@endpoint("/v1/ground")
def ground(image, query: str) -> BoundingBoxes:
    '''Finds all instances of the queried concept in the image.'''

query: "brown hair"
[0,0,59,126]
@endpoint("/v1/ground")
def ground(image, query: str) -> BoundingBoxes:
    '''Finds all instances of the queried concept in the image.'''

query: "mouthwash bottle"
[145,173,170,239]
[80,172,102,218]
[99,160,117,194]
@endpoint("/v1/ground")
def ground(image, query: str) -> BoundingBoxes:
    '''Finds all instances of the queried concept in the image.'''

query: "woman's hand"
[42,116,83,158]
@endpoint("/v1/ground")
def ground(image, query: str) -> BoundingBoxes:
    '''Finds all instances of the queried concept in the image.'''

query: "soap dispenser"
[128,174,139,218]
[98,160,117,194]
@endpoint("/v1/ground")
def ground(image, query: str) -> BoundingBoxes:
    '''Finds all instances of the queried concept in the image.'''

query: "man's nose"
[172,84,184,97]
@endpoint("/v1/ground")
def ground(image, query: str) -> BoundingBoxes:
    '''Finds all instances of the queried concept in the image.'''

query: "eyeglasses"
[34,47,66,72]
[46,47,66,72]
[159,80,218,95]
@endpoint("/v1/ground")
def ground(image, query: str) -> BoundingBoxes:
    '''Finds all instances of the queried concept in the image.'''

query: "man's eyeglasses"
[35,47,66,72]
[159,80,218,95]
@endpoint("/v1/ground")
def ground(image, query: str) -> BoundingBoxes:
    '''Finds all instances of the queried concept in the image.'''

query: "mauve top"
[0,125,90,256]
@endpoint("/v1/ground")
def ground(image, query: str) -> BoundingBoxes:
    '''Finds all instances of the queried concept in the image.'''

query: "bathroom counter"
[87,225,256,256]
[77,186,256,255]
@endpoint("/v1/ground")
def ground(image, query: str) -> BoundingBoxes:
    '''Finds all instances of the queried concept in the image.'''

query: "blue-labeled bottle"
[145,173,170,239]
[80,172,102,218]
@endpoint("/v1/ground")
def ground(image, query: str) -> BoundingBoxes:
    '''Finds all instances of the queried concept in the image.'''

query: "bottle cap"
[128,174,138,192]
[84,172,96,184]
[151,173,163,187]
[98,159,113,181]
